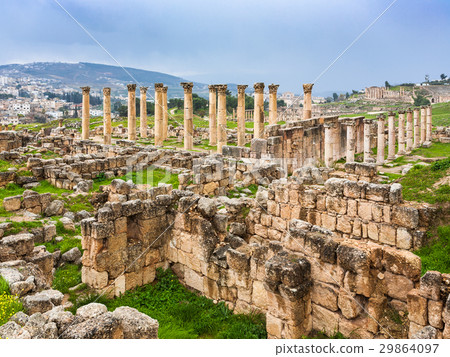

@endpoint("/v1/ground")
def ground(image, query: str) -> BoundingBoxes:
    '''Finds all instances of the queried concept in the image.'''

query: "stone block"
[428,300,443,329]
[407,289,428,325]
[357,201,372,220]
[396,227,412,250]
[3,195,21,211]
[384,271,413,301]
[311,282,339,311]
[266,313,283,339]
[338,289,363,319]
[326,196,347,215]
[382,247,421,281]
[312,303,339,336]
[392,206,419,229]
[419,271,442,301]
[379,223,396,246]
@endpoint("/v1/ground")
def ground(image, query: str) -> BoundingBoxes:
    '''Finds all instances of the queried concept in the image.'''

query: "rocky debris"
[61,247,82,264]
[22,289,64,314]
[229,222,246,237]
[60,216,75,231]
[0,233,34,262]
[44,199,65,217]
[0,303,160,339]
[197,197,216,218]
[411,326,438,339]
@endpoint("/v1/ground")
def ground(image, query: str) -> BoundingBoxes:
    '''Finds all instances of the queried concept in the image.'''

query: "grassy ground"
[52,264,82,294]
[431,102,450,127]
[70,268,266,339]
[0,277,23,326]
[415,226,450,274]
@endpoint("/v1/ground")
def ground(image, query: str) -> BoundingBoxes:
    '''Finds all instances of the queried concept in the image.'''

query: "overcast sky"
[1,0,449,95]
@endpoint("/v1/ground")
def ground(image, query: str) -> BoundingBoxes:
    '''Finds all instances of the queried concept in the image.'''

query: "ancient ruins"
[0,81,449,340]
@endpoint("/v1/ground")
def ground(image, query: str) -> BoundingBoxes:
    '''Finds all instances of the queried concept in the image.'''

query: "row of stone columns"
[325,106,433,168]
[0,124,17,131]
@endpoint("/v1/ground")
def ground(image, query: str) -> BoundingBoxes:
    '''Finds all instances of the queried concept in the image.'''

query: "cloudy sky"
[1,0,449,94]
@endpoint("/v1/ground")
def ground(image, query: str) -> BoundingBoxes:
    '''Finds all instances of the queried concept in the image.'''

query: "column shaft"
[377,115,385,165]
[364,119,373,162]
[303,83,314,119]
[162,86,168,140]
[397,110,406,155]
[154,83,164,146]
[217,85,228,154]
[140,87,148,138]
[253,83,265,139]
[324,124,335,167]
[387,112,396,160]
[268,84,279,125]
[208,85,217,146]
[346,124,355,162]
[426,105,432,142]
[127,84,137,141]
[237,85,247,147]
[413,108,420,148]
[420,106,426,144]
[181,82,194,150]
[103,87,111,145]
[406,109,413,152]
[81,86,90,140]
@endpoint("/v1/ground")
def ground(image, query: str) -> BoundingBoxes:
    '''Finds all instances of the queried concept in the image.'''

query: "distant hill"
[0,62,217,98]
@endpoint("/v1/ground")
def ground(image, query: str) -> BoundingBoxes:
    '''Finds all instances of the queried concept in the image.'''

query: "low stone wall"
[3,190,52,214]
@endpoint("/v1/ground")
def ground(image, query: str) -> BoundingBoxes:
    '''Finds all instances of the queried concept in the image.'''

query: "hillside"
[0,62,213,97]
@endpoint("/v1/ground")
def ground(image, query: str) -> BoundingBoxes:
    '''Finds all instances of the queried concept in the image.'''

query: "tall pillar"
[103,87,112,145]
[413,108,420,148]
[208,85,217,146]
[181,82,194,150]
[377,114,386,165]
[406,108,413,152]
[162,86,168,140]
[363,119,374,162]
[139,87,148,138]
[341,119,356,163]
[420,106,426,145]
[303,83,314,119]
[237,85,248,147]
[154,83,164,146]
[81,86,90,140]
[387,111,396,160]
[426,105,432,142]
[127,84,137,141]
[268,84,279,125]
[217,85,228,154]
[324,123,335,167]
[397,110,406,155]
[253,82,265,139]
[58,119,64,128]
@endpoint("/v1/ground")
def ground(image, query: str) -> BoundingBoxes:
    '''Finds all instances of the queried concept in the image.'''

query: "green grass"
[431,102,450,127]
[33,180,71,196]
[72,268,266,339]
[411,142,450,158]
[2,220,43,237]
[227,184,259,198]
[0,291,23,326]
[40,236,82,254]
[0,277,9,295]
[92,168,179,191]
[415,226,450,274]
[52,264,82,294]
[400,158,450,204]
[62,194,94,213]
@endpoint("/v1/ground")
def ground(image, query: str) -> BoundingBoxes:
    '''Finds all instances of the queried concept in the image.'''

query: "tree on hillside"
[440,73,447,81]
[385,81,391,88]
[346,92,350,99]
[425,74,430,83]
[277,99,286,107]
[332,93,338,102]
[413,94,430,106]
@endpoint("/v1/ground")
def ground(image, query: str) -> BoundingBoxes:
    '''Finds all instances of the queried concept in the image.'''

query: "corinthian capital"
[253,82,265,93]
[103,87,111,96]
[155,83,164,92]
[237,85,248,94]
[208,85,218,92]
[217,84,228,94]
[303,83,314,94]
[127,84,137,92]
[81,86,90,95]
[268,84,279,94]
[140,87,148,94]
[162,86,168,93]
[180,82,194,93]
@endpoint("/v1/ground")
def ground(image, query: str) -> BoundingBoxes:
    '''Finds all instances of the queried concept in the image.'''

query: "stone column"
[303,83,314,119]
[139,87,148,138]
[127,84,137,141]
[268,84,279,125]
[377,114,386,165]
[341,119,356,163]
[397,110,406,155]
[413,108,420,148]
[181,82,194,150]
[81,86,90,140]
[426,105,432,142]
[406,108,413,152]
[217,84,228,154]
[58,119,64,128]
[103,87,112,145]
[162,86,168,140]
[237,85,248,147]
[420,106,426,145]
[154,83,164,146]
[324,123,335,167]
[363,119,374,162]
[387,111,396,160]
[208,85,217,146]
[253,82,265,139]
